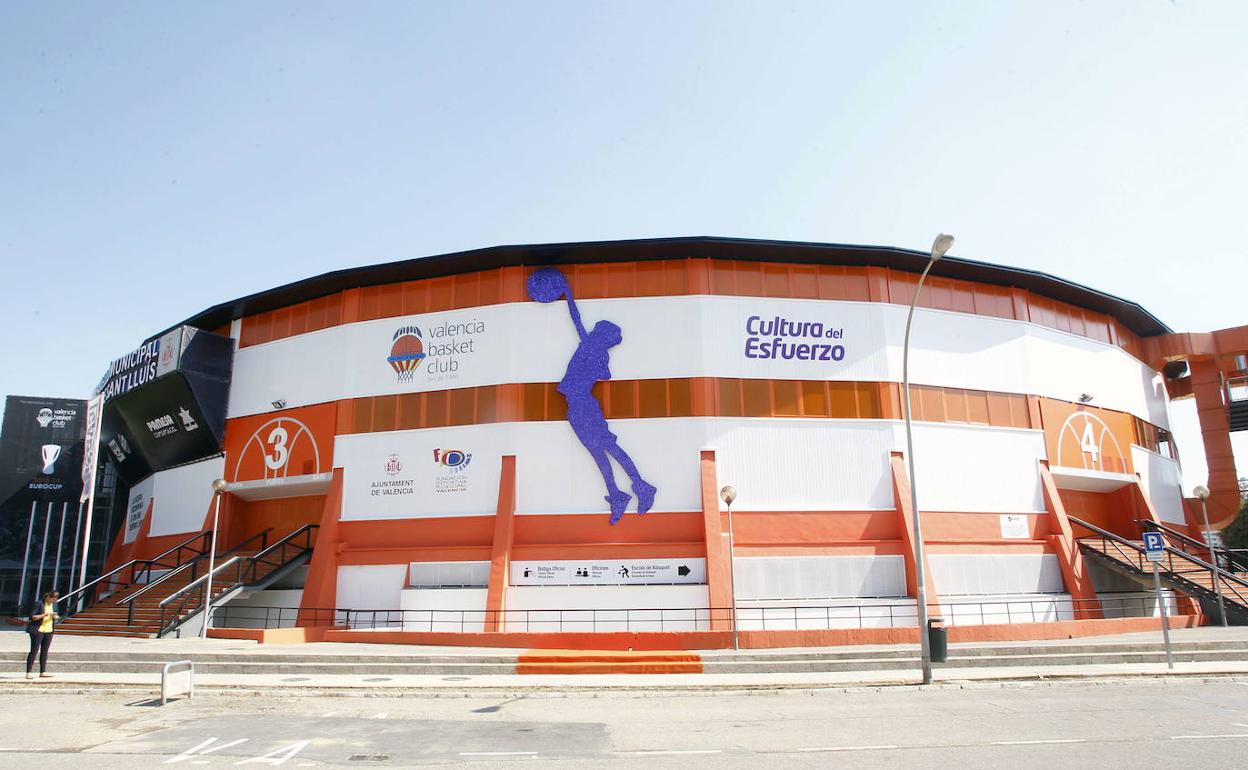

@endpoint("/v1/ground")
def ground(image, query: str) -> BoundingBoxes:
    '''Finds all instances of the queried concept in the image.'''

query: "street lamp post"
[904,233,955,685]
[201,479,229,639]
[1193,485,1227,627]
[720,485,739,651]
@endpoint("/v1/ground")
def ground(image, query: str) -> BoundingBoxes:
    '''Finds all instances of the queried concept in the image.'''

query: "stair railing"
[112,528,276,628]
[56,530,213,617]
[156,524,318,637]
[1138,519,1248,573]
[1071,516,1248,609]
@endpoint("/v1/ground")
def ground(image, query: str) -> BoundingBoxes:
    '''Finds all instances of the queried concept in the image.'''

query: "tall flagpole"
[76,394,104,611]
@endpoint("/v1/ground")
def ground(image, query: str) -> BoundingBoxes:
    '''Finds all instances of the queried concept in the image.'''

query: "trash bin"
[928,617,948,663]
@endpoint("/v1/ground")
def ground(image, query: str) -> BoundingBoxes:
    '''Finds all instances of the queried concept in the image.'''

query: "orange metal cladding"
[236,259,1147,363]
[1038,398,1135,475]
[222,402,338,483]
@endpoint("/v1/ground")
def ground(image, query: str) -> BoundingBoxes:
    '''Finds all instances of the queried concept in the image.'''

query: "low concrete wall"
[317,615,1200,649]
[207,626,339,644]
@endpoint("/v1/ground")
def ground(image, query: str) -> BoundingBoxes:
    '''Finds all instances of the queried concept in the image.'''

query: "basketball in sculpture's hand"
[527,267,569,303]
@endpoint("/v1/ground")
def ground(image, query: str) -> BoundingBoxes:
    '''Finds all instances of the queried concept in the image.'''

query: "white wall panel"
[147,456,225,537]
[408,561,491,588]
[123,475,156,544]
[713,421,895,511]
[735,598,918,629]
[1132,446,1187,525]
[332,418,1058,519]
[939,594,1075,626]
[229,296,1168,428]
[929,553,1064,595]
[400,587,488,631]
[735,555,906,599]
[503,584,710,632]
[335,426,504,520]
[905,424,1046,513]
[334,420,705,519]
[336,564,407,612]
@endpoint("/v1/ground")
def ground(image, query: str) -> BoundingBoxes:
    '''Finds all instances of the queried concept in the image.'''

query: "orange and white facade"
[105,238,1247,645]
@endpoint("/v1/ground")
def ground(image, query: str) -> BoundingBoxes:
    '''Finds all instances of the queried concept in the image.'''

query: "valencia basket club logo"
[388,326,426,382]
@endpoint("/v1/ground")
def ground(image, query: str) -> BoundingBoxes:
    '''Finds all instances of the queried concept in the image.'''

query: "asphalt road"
[1,680,1247,768]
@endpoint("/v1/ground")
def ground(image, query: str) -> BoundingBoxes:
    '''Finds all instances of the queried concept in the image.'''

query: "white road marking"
[992,739,1085,746]
[460,751,539,756]
[1171,734,1248,740]
[321,712,338,718]
[797,745,899,752]
[166,738,248,764]
[620,750,723,755]
[369,713,388,720]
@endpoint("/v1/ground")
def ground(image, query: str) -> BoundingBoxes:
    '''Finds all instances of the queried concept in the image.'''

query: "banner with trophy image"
[0,395,87,506]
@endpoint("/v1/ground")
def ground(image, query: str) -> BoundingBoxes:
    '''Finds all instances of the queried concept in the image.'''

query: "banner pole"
[67,500,84,603]
[77,395,103,611]
[16,501,37,614]
[52,501,68,595]
[35,501,53,601]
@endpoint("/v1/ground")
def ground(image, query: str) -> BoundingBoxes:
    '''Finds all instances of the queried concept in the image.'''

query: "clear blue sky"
[2,1,1245,486]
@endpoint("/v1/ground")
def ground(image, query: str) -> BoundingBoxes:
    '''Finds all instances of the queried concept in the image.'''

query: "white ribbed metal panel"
[1131,446,1187,525]
[903,423,1047,513]
[227,295,1168,428]
[734,555,907,599]
[928,553,1064,595]
[399,587,488,632]
[713,421,895,511]
[336,564,407,611]
[408,561,490,588]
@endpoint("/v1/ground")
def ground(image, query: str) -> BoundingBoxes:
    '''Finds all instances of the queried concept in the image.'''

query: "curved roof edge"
[178,236,1172,338]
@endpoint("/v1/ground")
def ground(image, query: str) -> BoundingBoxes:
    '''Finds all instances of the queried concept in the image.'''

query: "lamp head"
[1193,485,1210,501]
[930,233,955,262]
[719,485,737,506]
[211,478,230,494]
[1078,393,1094,404]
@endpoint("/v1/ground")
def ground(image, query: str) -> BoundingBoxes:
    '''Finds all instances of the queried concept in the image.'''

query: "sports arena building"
[60,237,1248,647]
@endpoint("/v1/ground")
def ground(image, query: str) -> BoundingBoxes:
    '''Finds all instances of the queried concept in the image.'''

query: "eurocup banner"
[0,396,86,507]
[0,396,87,612]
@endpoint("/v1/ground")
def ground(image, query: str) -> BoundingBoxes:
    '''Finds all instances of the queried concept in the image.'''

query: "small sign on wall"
[510,558,706,586]
[999,514,1030,539]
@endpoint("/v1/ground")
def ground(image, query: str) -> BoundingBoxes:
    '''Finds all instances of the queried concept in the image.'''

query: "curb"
[0,671,1246,698]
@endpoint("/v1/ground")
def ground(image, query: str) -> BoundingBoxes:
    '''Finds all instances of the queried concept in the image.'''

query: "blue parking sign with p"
[1143,531,1166,561]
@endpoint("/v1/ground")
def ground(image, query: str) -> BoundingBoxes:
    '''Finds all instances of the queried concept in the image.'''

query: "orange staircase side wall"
[484,455,517,632]
[699,450,733,631]
[1038,462,1100,618]
[297,468,344,627]
[890,452,939,610]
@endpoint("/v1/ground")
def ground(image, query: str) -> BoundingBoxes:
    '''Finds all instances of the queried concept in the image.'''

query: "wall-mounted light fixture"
[271,399,287,410]
[1077,393,1094,404]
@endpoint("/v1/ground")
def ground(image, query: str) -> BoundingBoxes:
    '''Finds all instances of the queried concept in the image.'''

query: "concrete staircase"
[1072,516,1248,625]
[55,551,264,639]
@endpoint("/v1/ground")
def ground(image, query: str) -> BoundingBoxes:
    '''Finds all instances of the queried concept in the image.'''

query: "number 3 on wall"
[264,426,290,470]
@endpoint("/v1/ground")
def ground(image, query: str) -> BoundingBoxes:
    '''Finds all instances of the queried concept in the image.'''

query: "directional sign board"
[1143,531,1166,563]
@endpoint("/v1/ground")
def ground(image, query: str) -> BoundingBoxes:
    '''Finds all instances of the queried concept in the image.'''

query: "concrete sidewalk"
[1,626,1246,695]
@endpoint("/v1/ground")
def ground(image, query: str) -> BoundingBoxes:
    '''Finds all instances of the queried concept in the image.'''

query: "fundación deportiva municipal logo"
[387,326,426,382]
[433,448,471,473]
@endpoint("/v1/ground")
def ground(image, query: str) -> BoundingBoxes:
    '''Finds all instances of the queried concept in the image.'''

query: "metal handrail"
[56,529,213,607]
[1139,519,1248,572]
[155,525,319,636]
[159,557,241,609]
[1072,515,1248,607]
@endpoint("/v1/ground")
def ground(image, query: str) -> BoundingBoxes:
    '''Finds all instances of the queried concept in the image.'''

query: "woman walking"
[26,590,59,680]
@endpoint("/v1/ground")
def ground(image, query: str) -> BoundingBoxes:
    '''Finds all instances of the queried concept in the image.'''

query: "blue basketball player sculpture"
[527,267,657,524]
